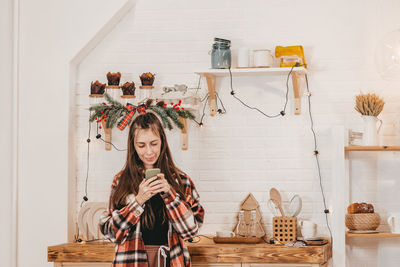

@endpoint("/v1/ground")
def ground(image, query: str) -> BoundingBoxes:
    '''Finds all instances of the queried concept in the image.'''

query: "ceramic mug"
[387,213,400,233]
[253,49,274,67]
[299,220,316,240]
[216,231,235,238]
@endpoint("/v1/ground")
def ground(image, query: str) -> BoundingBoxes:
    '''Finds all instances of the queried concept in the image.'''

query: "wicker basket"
[345,213,380,230]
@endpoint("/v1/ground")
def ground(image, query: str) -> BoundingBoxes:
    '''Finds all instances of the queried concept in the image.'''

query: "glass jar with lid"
[211,38,231,69]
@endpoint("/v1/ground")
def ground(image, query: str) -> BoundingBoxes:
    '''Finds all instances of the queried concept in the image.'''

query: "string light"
[193,94,209,127]
[215,92,227,114]
[304,73,332,240]
[81,111,92,207]
[225,64,332,240]
[227,66,293,118]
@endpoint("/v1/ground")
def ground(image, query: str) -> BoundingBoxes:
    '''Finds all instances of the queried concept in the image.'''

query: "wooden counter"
[48,237,331,266]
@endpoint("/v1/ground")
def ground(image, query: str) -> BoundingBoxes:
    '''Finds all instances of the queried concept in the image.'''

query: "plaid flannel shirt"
[99,171,205,267]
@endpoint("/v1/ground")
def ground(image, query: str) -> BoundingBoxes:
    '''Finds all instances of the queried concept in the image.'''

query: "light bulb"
[376,29,400,80]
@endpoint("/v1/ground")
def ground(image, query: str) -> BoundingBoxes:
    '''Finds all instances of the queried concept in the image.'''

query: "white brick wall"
[74,0,400,266]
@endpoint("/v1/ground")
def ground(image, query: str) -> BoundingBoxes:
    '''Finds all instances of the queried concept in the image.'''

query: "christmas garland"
[89,93,196,130]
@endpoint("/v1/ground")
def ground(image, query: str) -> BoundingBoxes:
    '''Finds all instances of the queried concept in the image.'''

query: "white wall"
[12,0,400,267]
[74,1,400,267]
[0,0,15,266]
[17,0,128,266]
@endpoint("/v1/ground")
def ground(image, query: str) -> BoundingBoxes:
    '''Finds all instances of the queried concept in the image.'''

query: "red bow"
[117,104,136,130]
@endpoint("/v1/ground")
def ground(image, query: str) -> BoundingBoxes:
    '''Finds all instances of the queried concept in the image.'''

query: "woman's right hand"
[135,177,159,206]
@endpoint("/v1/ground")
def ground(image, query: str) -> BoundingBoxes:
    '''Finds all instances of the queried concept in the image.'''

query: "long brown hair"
[110,112,185,229]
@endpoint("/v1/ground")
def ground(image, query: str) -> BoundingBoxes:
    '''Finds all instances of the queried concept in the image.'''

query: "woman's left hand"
[149,173,172,195]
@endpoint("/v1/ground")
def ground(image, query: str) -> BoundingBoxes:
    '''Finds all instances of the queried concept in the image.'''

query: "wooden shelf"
[195,67,307,116]
[346,232,400,238]
[195,67,307,76]
[345,146,400,151]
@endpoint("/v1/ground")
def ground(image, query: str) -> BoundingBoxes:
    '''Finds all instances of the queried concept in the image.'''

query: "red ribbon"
[117,104,136,130]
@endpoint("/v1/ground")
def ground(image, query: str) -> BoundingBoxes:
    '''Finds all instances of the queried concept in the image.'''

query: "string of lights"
[81,112,93,207]
[224,64,332,240]
[304,74,332,240]
[227,66,293,118]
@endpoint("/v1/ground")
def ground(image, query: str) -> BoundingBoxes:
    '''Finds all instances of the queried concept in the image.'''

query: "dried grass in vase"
[355,93,385,117]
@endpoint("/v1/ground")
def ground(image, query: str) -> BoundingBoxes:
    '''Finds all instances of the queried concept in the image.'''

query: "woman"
[99,112,205,267]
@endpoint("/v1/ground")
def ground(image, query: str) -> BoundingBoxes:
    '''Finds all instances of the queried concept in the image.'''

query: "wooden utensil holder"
[273,216,297,243]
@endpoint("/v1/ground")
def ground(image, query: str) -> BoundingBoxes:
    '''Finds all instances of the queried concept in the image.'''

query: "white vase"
[362,115,382,146]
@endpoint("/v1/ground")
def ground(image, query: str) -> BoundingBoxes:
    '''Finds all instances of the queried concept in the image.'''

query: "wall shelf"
[333,126,400,266]
[195,67,307,116]
[346,232,400,238]
[195,67,307,76]
[345,146,400,151]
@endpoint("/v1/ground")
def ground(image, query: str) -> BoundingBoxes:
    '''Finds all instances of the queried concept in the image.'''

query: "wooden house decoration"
[233,193,266,238]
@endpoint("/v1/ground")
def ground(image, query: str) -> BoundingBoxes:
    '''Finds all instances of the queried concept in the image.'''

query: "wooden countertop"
[48,237,331,264]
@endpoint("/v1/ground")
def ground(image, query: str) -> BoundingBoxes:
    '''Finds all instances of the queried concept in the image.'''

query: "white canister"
[387,213,400,233]
[253,49,274,67]
[237,47,250,68]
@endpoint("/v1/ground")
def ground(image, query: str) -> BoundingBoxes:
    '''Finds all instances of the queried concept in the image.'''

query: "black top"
[141,194,169,245]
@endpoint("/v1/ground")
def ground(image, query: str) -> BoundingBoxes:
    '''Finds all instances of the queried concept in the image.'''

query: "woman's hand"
[135,176,160,206]
[148,173,172,196]
[135,174,172,205]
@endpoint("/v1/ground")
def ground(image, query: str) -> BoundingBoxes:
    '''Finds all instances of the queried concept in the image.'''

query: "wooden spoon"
[269,188,285,217]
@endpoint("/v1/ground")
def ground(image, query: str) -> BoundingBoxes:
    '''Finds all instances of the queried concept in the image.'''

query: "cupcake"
[139,72,155,86]
[90,80,106,95]
[121,82,136,95]
[106,72,121,86]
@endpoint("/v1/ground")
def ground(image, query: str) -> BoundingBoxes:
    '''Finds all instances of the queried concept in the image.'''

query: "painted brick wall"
[74,0,400,266]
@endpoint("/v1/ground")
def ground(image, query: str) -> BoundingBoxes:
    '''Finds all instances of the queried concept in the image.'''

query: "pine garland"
[104,93,123,108]
[164,108,183,129]
[177,109,196,120]
[148,105,171,129]
[89,93,196,130]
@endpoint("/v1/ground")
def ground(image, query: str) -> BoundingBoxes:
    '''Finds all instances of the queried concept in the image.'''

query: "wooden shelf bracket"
[178,117,188,150]
[204,74,218,116]
[291,71,301,115]
[101,120,112,151]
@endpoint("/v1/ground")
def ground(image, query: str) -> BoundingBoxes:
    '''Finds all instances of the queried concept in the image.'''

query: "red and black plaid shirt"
[99,171,205,267]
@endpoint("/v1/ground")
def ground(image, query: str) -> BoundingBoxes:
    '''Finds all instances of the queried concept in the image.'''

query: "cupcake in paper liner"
[121,81,136,95]
[106,72,121,86]
[90,80,106,95]
[140,72,155,86]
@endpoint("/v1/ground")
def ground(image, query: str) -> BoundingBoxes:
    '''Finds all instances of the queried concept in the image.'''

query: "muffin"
[121,81,136,95]
[106,72,121,86]
[90,80,106,95]
[139,72,155,86]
